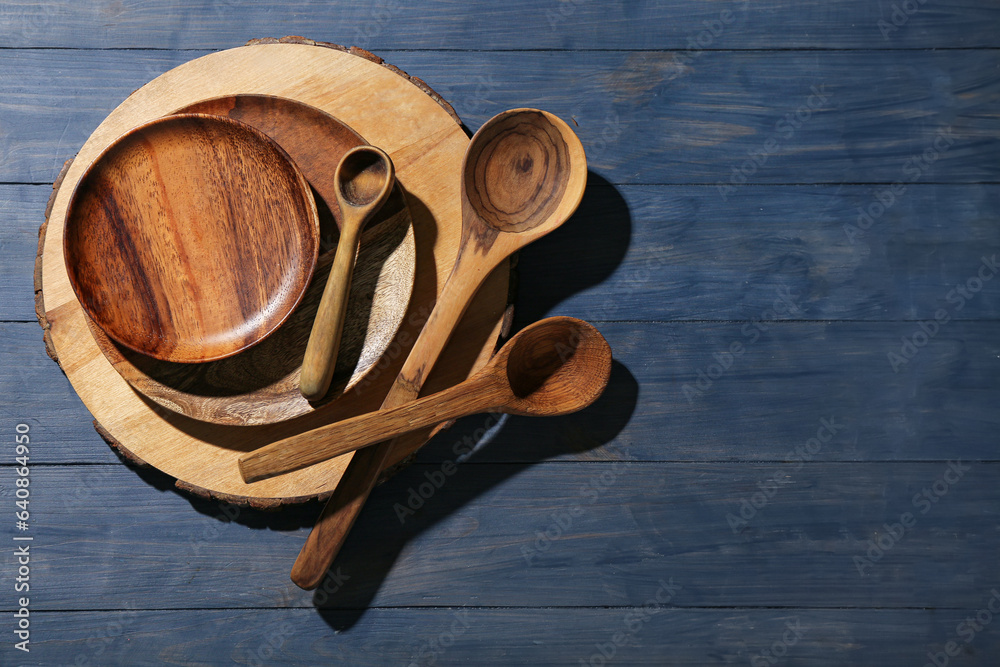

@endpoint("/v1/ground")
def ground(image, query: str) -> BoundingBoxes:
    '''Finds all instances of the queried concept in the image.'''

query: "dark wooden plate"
[64,113,321,363]
[86,95,417,425]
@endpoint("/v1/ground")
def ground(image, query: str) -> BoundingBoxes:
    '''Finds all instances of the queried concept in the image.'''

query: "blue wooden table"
[2,2,999,665]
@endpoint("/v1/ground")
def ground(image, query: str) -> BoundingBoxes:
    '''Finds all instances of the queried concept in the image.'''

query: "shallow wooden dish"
[64,113,321,364]
[36,40,512,505]
[85,94,417,425]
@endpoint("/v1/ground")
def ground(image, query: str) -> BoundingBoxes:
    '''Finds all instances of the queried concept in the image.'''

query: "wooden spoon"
[300,146,395,401]
[240,317,610,482]
[286,108,587,589]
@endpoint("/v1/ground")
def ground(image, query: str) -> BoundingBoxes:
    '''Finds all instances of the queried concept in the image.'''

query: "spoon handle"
[299,214,364,401]
[241,374,497,483]
[290,248,500,590]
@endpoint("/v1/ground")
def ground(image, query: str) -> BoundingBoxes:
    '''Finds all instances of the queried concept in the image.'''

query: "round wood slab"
[88,94,418,425]
[37,38,513,505]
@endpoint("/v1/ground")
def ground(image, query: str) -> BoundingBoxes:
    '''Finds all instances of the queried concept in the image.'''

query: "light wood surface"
[241,316,611,481]
[64,113,320,363]
[38,41,512,503]
[290,108,587,588]
[300,146,396,402]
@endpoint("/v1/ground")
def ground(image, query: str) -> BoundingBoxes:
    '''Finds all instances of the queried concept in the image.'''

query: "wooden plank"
[6,320,1000,463]
[8,183,1000,323]
[515,183,1000,324]
[0,186,48,321]
[0,323,121,464]
[2,50,998,185]
[426,320,1000,463]
[0,50,202,184]
[17,608,1000,666]
[2,462,999,609]
[1,0,997,50]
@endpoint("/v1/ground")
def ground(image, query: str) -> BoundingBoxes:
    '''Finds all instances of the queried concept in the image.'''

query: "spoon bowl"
[501,317,611,414]
[338,147,394,206]
[239,317,611,483]
[463,109,585,236]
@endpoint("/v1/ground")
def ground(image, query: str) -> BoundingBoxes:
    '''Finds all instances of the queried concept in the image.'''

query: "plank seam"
[3,47,1000,52]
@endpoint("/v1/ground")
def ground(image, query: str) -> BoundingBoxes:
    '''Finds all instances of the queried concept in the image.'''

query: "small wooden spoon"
[287,108,587,589]
[240,317,610,482]
[300,146,395,401]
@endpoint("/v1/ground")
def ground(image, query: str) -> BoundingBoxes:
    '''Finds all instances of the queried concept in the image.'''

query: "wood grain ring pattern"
[36,39,514,504]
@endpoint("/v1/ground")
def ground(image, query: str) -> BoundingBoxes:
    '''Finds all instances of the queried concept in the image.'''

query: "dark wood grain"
[2,1,998,49]
[7,320,1000,464]
[6,2,1000,662]
[515,183,1000,324]
[16,608,1000,665]
[9,183,1000,324]
[4,462,999,609]
[64,113,320,363]
[3,50,999,186]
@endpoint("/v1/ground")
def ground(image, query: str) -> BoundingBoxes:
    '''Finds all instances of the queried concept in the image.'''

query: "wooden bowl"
[79,95,418,425]
[64,113,321,363]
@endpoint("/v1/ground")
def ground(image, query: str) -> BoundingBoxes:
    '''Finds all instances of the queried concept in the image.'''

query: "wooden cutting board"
[36,38,513,506]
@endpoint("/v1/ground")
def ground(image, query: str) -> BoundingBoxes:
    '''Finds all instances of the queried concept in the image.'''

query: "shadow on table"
[509,172,632,326]
[306,173,636,629]
[315,358,638,630]
[128,171,636,628]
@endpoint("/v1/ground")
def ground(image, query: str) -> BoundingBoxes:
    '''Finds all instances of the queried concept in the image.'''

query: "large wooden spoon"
[288,108,587,589]
[240,317,610,482]
[300,146,395,401]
